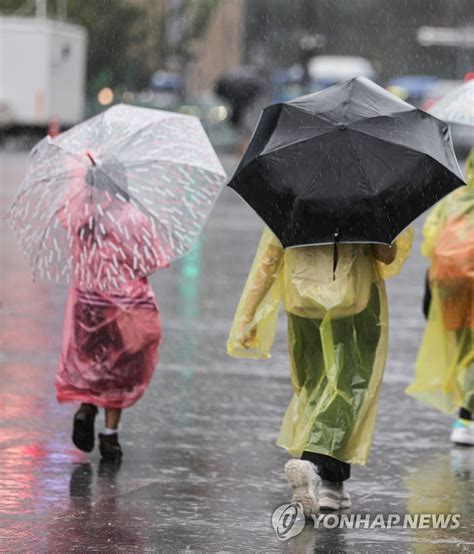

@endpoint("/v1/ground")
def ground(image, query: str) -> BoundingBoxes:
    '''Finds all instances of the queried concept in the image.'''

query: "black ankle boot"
[72,403,98,453]
[99,433,123,462]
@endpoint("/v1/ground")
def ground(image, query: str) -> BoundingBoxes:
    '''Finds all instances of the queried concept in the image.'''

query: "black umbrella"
[228,77,465,248]
[215,66,266,126]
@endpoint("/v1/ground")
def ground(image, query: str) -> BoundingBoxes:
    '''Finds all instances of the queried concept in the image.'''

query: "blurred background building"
[0,0,473,152]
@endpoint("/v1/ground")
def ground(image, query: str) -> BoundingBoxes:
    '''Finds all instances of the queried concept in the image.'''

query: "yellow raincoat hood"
[227,227,413,359]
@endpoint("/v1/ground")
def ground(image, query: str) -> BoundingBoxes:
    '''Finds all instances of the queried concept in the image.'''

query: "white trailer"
[0,16,87,128]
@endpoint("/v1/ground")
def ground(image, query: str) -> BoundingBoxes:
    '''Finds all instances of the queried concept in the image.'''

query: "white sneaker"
[285,460,320,516]
[450,418,474,446]
[319,480,352,511]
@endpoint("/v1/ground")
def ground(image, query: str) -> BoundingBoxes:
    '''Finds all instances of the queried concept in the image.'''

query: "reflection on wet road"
[0,150,472,551]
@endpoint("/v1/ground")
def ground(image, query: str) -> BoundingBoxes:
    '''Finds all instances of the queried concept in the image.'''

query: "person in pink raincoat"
[57,160,165,461]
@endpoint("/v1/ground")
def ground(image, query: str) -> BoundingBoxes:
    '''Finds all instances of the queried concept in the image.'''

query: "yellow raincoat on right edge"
[406,150,474,415]
[227,227,413,465]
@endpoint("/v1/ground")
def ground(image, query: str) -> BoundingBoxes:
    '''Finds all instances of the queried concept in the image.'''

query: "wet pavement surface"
[0,147,473,552]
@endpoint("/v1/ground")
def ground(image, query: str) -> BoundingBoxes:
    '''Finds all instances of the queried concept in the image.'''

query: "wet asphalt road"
[0,148,472,553]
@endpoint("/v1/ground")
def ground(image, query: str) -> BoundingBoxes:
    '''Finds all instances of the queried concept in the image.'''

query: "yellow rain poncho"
[227,227,413,465]
[407,150,474,415]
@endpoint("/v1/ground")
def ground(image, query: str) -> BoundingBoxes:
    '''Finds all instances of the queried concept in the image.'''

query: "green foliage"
[67,1,146,93]
[0,0,33,11]
[167,0,219,61]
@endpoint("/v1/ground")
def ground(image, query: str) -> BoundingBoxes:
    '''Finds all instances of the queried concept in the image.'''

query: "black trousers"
[301,451,351,482]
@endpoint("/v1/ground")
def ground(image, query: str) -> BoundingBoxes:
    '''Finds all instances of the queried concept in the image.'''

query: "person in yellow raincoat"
[227,226,413,513]
[407,150,474,446]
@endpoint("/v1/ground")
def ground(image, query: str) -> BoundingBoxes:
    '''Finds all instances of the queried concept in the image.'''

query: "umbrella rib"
[348,125,426,152]
[48,114,201,166]
[346,133,379,193]
[109,115,198,155]
[348,128,464,180]
[342,78,356,120]
[30,171,134,274]
[107,119,169,152]
[113,121,225,176]
[121,157,225,176]
[286,103,337,125]
[243,167,295,243]
[350,111,430,139]
[30,177,168,282]
[30,182,91,275]
[350,136,392,172]
[379,153,434,238]
[45,139,91,165]
[300,134,341,197]
[354,145,454,244]
[289,97,413,127]
[348,108,416,127]
[91,165,170,238]
[7,171,75,220]
[346,133,389,239]
[262,128,336,157]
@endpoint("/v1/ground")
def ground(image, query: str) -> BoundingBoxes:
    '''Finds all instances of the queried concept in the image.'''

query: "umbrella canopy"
[215,66,267,126]
[228,77,465,248]
[429,80,474,127]
[7,104,226,290]
[215,66,265,105]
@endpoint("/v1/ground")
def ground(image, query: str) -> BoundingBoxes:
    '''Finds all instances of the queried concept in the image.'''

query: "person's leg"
[99,408,123,462]
[283,314,324,515]
[292,310,357,484]
[72,403,98,453]
[285,313,352,512]
[456,328,474,417]
[451,378,474,446]
[105,408,122,431]
[300,451,352,511]
[301,452,350,482]
[289,286,382,510]
[450,409,474,445]
[450,330,474,445]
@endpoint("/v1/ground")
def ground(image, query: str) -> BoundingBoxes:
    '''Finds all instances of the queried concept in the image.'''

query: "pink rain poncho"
[56,280,161,409]
[55,170,164,409]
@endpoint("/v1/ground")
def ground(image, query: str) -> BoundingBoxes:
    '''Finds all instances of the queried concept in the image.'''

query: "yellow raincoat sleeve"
[375,226,414,280]
[227,227,284,359]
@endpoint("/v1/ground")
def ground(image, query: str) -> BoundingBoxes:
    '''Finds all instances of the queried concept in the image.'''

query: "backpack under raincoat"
[406,150,474,415]
[227,226,413,465]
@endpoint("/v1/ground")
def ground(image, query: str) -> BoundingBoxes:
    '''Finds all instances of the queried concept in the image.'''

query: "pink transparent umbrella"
[7,104,226,290]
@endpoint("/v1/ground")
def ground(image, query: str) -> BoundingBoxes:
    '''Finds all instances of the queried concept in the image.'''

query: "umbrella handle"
[333,229,340,281]
[86,151,97,166]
